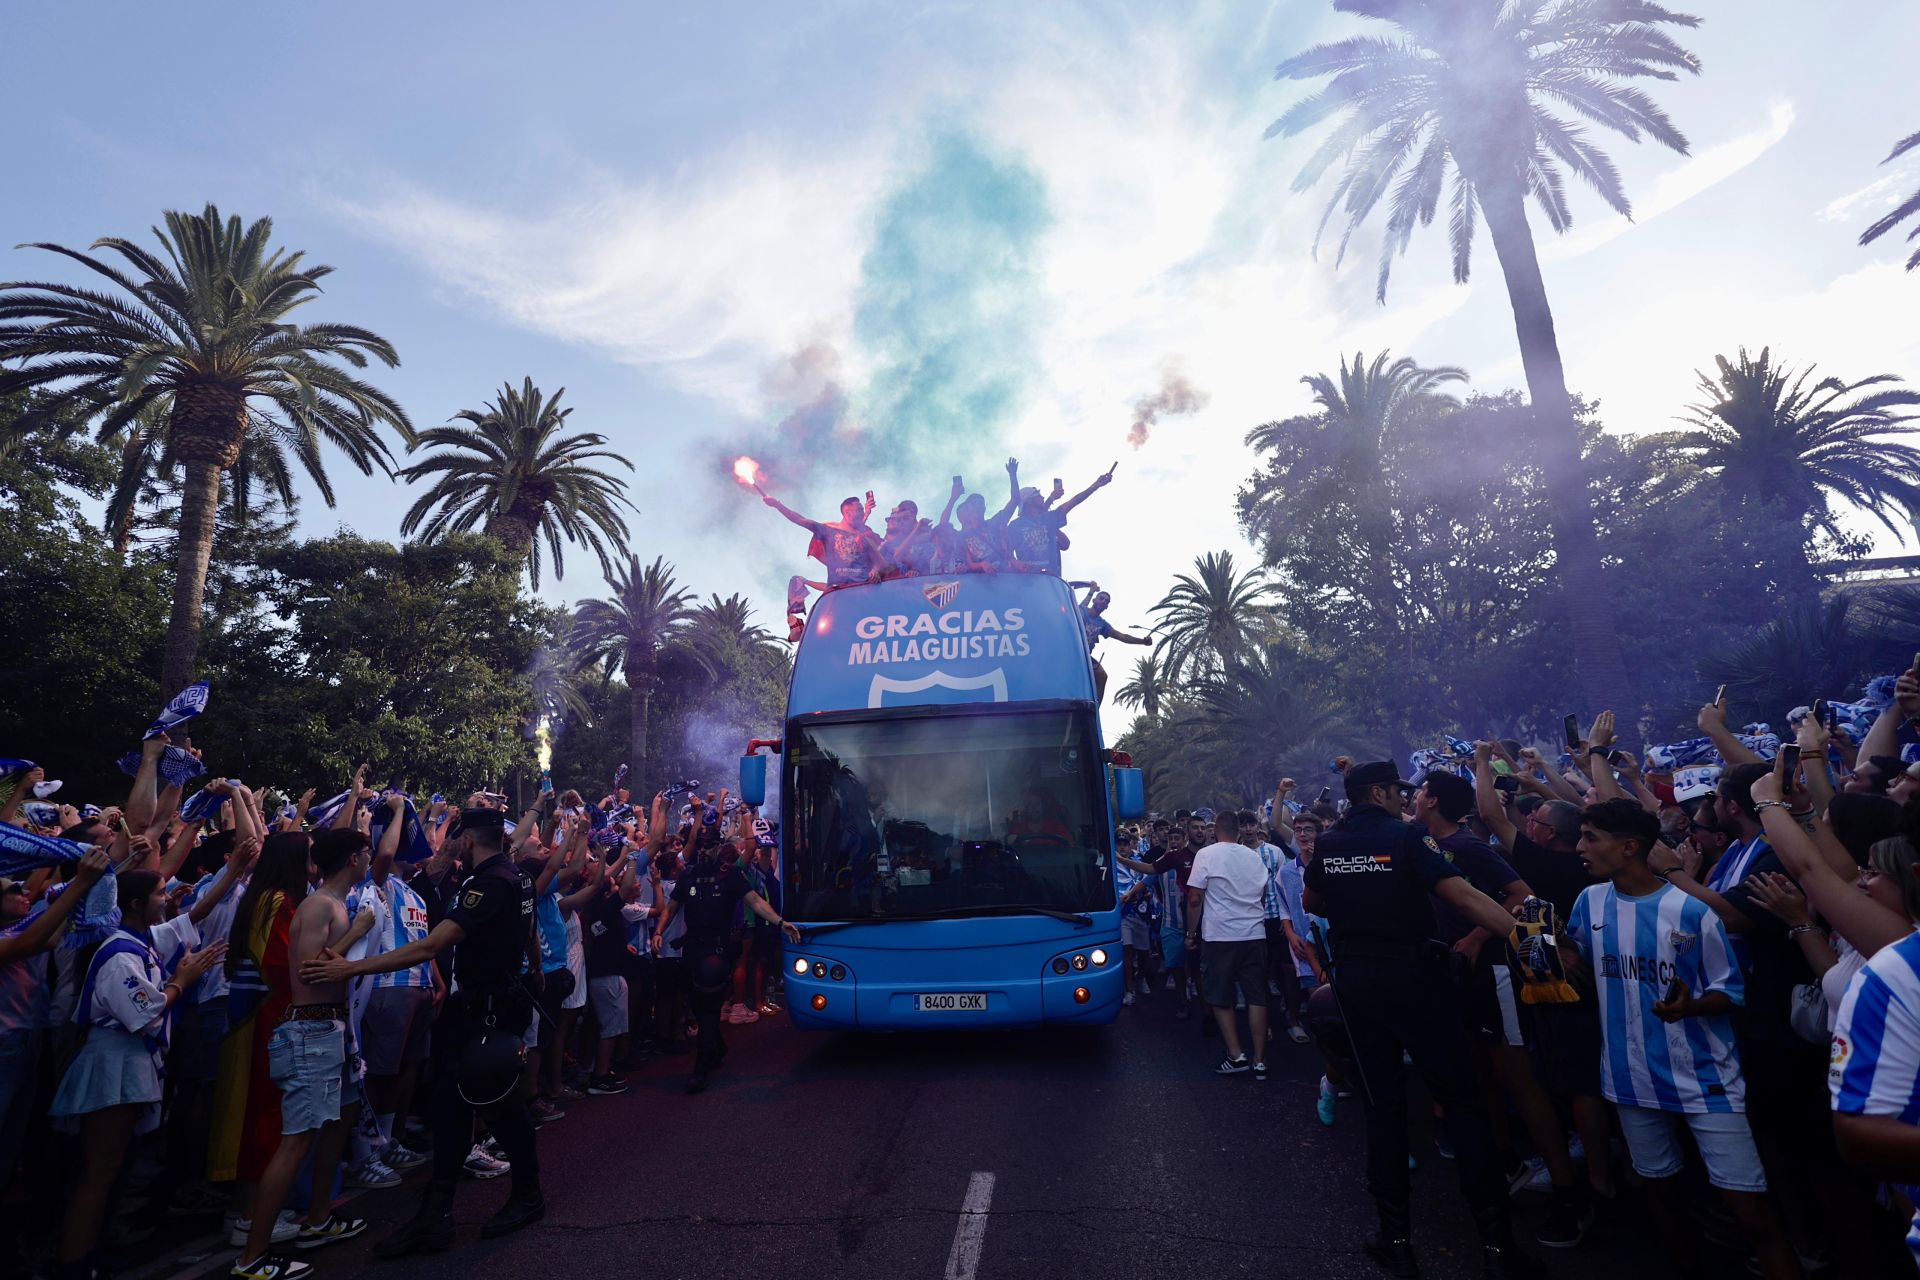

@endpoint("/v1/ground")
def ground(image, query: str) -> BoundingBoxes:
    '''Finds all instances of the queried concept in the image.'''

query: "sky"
[7,0,1920,722]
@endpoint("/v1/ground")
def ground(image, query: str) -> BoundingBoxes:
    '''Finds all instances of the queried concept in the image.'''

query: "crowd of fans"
[1120,661,1920,1277]
[0,695,786,1280]
[7,654,1920,1280]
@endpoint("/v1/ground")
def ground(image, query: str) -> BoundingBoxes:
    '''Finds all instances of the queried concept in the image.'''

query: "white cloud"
[1547,99,1796,261]
[1815,162,1920,225]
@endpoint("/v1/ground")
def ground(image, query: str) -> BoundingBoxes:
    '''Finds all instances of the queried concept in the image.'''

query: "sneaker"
[295,1216,368,1250]
[230,1255,314,1280]
[720,1002,734,1023]
[1122,992,1135,1007]
[381,1140,431,1170]
[1316,1078,1337,1127]
[739,1007,760,1024]
[1536,1198,1592,1249]
[556,1082,587,1101]
[1164,974,1176,991]
[1138,978,1151,996]
[1433,1130,1455,1159]
[529,1097,566,1126]
[463,1143,510,1179]
[1509,1156,1553,1196]
[587,1073,630,1095]
[1215,1055,1251,1075]
[229,1211,301,1246]
[759,1001,782,1016]
[1251,1061,1268,1081]
[345,1156,401,1189]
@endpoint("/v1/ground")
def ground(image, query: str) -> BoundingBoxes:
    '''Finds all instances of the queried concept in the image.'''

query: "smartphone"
[1607,749,1628,767]
[1494,775,1520,794]
[1490,758,1513,776]
[1811,698,1828,729]
[1664,977,1686,1006]
[1315,787,1332,805]
[1562,714,1581,753]
[1826,701,1840,733]
[1778,743,1801,781]
[1713,683,1727,705]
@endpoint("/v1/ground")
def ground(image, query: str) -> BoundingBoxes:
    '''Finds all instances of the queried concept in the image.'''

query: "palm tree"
[0,204,413,690]
[682,592,779,681]
[1644,347,1920,552]
[1150,550,1278,683]
[529,637,596,730]
[1114,652,1170,719]
[1196,646,1358,794]
[104,402,303,556]
[1270,0,1703,714]
[573,556,693,783]
[1860,130,1920,270]
[399,378,634,590]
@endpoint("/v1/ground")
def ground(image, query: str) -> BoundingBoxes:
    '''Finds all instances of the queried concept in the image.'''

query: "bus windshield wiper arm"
[799,904,1092,935]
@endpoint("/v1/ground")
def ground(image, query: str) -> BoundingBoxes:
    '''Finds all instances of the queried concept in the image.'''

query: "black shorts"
[751,928,781,964]
[1200,938,1269,1009]
[1530,1000,1603,1098]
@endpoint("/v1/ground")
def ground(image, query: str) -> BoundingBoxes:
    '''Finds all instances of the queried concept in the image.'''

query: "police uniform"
[672,845,752,1088]
[383,811,543,1256]
[1305,763,1515,1272]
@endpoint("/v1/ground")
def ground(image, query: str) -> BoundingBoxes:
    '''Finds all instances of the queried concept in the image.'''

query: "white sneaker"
[228,1210,300,1246]
[381,1140,430,1170]
[1164,975,1176,991]
[739,1007,760,1023]
[1122,992,1136,1006]
[463,1143,510,1179]
[1287,1024,1310,1044]
[720,1002,734,1022]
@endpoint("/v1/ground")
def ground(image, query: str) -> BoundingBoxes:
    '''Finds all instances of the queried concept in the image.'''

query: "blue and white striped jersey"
[1567,881,1745,1114]
[1830,930,1920,1266]
[347,875,433,990]
[1115,859,1158,925]
[1255,842,1286,920]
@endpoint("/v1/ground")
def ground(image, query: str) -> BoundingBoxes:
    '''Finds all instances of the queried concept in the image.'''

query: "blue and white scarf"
[117,745,207,788]
[145,681,210,740]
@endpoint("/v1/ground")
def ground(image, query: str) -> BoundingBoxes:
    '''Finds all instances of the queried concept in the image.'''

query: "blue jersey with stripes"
[1115,859,1158,925]
[1567,881,1745,1114]
[347,875,434,989]
[1830,930,1920,1266]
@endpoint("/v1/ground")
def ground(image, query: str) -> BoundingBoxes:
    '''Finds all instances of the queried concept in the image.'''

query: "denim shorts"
[268,1017,359,1135]
[1616,1104,1768,1192]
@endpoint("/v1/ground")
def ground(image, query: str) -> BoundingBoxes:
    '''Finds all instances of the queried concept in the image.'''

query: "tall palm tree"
[1270,0,1703,714]
[1860,130,1920,271]
[1196,646,1357,794]
[572,556,693,782]
[1114,652,1170,719]
[0,204,413,690]
[399,377,634,590]
[1150,550,1278,683]
[104,402,303,556]
[1645,347,1920,551]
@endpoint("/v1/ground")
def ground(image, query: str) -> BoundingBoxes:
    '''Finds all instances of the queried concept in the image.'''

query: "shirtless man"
[235,827,374,1277]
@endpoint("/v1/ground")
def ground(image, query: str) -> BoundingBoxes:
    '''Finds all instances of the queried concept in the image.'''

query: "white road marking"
[943,1171,996,1280]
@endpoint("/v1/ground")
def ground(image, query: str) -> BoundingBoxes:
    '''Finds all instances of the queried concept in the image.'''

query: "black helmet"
[456,1018,527,1106]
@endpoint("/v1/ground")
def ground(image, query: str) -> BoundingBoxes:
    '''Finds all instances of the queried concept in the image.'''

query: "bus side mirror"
[739,754,768,808]
[1113,767,1145,820]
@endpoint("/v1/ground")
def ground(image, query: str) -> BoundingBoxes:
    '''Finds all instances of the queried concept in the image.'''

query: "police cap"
[449,807,508,839]
[1347,761,1412,793]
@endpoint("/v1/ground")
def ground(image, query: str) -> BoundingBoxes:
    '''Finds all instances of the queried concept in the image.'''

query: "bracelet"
[1754,800,1791,815]
[1655,866,1678,880]
[1787,923,1818,939]
[162,981,182,998]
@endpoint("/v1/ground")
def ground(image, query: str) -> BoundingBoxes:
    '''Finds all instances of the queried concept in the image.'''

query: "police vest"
[679,866,733,941]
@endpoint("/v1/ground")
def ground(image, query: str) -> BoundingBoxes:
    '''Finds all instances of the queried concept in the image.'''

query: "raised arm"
[1473,742,1519,850]
[1697,695,1763,767]
[937,476,964,529]
[0,848,109,963]
[0,765,39,827]
[1055,462,1116,516]
[1749,772,1911,956]
[760,491,820,532]
[1271,779,1296,844]
[334,764,370,830]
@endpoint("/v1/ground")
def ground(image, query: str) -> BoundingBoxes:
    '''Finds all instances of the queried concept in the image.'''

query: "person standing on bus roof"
[1073,583,1151,703]
[1007,461,1116,576]
[944,458,1022,572]
[758,487,890,585]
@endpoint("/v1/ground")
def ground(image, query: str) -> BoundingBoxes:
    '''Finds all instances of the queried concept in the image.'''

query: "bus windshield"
[783,708,1113,923]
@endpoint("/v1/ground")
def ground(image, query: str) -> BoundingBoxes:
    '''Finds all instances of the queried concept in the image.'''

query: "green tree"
[1193,646,1359,800]
[0,205,413,691]
[573,556,693,786]
[1860,130,1920,271]
[191,533,549,788]
[1148,551,1278,683]
[399,378,634,589]
[683,593,780,680]
[1640,347,1920,562]
[1269,0,1704,714]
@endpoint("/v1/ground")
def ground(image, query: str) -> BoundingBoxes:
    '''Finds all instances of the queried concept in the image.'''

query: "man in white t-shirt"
[1184,809,1272,1078]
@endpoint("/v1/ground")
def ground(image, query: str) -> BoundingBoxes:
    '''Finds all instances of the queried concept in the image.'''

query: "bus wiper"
[799,904,1093,935]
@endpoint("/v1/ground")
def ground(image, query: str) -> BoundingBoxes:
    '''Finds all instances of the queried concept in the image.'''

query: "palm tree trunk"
[161,457,223,693]
[1478,177,1635,719]
[628,644,651,786]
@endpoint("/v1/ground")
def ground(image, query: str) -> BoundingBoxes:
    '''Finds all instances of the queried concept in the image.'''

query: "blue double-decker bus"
[738,571,1143,1029]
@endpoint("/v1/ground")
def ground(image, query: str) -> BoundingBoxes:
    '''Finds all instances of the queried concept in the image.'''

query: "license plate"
[915,992,987,1012]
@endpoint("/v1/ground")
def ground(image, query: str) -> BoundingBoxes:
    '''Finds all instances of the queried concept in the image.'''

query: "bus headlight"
[793,957,811,976]
[813,962,828,978]
[1051,958,1070,975]
[1070,954,1089,971]
[829,964,847,982]
[1089,948,1109,967]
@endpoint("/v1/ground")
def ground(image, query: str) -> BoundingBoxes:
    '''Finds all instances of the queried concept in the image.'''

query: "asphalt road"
[143,990,1704,1280]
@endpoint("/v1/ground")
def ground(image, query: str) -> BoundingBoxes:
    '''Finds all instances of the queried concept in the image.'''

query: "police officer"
[1304,762,1533,1279]
[653,796,799,1094]
[302,806,545,1254]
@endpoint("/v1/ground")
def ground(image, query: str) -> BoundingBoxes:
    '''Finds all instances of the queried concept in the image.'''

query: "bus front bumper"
[782,950,1124,1030]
